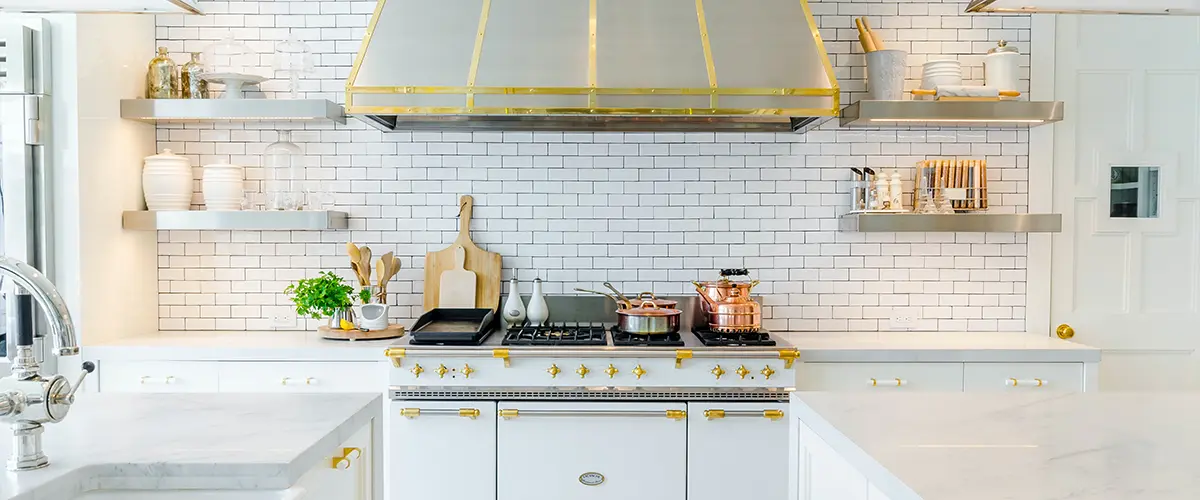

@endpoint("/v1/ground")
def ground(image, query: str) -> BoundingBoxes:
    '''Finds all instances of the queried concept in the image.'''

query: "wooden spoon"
[359,246,372,285]
[346,243,366,285]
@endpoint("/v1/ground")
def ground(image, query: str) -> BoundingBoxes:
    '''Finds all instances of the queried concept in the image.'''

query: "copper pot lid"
[617,301,682,317]
[630,292,677,307]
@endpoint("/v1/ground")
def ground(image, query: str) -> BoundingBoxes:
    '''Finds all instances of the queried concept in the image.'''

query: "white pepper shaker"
[501,278,527,327]
[984,40,1020,93]
[889,170,904,211]
[526,278,550,326]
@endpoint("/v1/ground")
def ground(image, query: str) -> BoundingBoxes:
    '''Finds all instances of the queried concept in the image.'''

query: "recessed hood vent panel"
[346,0,839,132]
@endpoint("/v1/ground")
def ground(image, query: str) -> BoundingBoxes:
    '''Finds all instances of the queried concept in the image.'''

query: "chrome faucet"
[0,256,92,471]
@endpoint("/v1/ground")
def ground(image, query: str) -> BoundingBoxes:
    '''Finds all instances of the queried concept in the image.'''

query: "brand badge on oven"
[578,472,605,486]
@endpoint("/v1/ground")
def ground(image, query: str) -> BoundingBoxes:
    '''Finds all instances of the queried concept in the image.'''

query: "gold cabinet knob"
[547,364,561,378]
[435,364,448,378]
[736,365,750,379]
[462,364,475,378]
[576,364,590,378]
[604,364,618,378]
[411,364,424,378]
[761,365,775,380]
[711,365,726,380]
[1057,324,1075,340]
[632,364,647,379]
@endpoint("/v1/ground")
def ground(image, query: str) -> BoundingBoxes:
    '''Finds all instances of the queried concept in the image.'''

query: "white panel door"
[496,402,687,500]
[389,401,496,500]
[1052,15,1200,390]
[687,402,788,500]
[794,421,868,500]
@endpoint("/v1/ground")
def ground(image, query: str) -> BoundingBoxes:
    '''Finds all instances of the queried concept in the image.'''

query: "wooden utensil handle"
[457,195,474,242]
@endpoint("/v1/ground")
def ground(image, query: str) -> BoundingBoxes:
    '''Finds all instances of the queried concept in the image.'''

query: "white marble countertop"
[85,330,393,361]
[792,392,1200,500]
[0,392,381,500]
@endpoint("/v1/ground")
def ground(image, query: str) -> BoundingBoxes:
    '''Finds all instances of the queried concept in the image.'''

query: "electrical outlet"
[888,308,920,330]
[271,314,297,329]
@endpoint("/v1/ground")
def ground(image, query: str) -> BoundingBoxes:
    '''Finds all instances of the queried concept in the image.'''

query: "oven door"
[496,402,687,500]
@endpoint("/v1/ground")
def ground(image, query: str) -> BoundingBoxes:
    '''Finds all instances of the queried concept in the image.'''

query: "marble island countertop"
[0,392,381,500]
[792,392,1200,500]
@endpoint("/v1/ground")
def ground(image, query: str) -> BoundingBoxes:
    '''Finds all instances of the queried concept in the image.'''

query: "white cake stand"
[200,73,267,99]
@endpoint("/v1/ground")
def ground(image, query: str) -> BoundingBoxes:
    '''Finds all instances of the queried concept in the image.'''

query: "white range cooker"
[385,296,798,500]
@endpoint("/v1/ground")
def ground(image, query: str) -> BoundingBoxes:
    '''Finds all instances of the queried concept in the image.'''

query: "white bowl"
[922,74,963,88]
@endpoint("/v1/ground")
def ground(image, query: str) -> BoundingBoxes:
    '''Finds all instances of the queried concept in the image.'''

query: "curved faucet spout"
[0,257,78,357]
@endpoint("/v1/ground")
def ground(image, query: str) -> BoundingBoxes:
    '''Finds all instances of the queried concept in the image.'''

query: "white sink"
[70,489,305,500]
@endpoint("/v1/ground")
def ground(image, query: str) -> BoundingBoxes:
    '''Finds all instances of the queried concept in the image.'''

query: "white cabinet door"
[796,363,964,391]
[390,401,496,500]
[963,362,1084,392]
[98,361,219,393]
[293,422,373,500]
[496,402,687,500]
[218,362,383,393]
[795,421,868,500]
[867,483,893,500]
[688,402,788,500]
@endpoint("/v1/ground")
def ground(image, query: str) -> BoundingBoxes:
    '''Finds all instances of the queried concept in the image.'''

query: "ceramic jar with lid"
[984,40,1020,92]
[202,163,245,211]
[142,149,193,211]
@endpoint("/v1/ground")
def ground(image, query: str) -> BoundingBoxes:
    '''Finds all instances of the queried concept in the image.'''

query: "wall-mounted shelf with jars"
[120,99,345,123]
[840,213,1062,233]
[122,211,348,231]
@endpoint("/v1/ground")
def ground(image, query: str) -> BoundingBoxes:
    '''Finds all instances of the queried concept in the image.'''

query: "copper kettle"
[693,269,762,333]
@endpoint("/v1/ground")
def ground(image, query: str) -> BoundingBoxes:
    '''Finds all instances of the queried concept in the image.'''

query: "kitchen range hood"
[0,0,201,14]
[967,0,1200,15]
[345,0,839,132]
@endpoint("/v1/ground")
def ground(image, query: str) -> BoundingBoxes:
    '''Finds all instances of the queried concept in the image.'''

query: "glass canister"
[145,47,178,99]
[181,52,208,99]
[264,130,305,211]
[203,34,255,75]
[273,33,314,99]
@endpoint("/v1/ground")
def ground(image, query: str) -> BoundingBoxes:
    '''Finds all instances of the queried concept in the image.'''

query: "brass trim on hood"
[344,0,840,131]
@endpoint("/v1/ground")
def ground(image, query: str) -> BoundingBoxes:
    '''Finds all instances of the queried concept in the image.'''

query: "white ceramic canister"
[984,40,1020,92]
[202,163,245,211]
[142,149,193,211]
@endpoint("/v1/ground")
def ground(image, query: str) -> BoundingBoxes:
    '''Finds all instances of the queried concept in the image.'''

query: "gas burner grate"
[610,326,685,347]
[692,328,777,347]
[502,322,609,346]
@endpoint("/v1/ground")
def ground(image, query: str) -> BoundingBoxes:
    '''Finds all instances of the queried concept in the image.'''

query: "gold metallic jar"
[180,52,208,99]
[146,47,179,99]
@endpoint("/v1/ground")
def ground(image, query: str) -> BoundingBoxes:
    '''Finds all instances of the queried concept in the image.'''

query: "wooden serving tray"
[318,324,406,341]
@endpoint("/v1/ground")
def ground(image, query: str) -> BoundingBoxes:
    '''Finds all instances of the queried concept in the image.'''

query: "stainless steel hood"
[345,0,839,132]
[967,0,1200,15]
[0,0,201,14]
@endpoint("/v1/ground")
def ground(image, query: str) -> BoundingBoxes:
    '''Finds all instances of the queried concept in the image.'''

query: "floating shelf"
[840,213,1062,233]
[123,211,348,231]
[840,100,1064,128]
[120,99,346,123]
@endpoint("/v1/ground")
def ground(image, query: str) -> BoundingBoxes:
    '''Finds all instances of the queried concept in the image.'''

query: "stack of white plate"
[921,59,963,89]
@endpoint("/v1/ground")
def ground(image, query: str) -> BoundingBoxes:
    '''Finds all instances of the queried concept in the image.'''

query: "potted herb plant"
[285,271,356,329]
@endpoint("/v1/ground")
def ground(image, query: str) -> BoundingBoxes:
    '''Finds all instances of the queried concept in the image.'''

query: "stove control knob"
[576,364,590,379]
[632,365,647,379]
[435,364,448,378]
[462,364,475,378]
[736,365,750,379]
[711,365,726,380]
[547,364,561,378]
[604,364,618,378]
[411,364,424,379]
[761,365,775,380]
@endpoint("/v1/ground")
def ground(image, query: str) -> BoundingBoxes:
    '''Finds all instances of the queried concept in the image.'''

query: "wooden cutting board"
[438,246,477,308]
[423,195,502,311]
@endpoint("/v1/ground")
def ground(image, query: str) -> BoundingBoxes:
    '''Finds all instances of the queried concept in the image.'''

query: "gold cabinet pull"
[711,365,726,380]
[675,349,693,368]
[330,447,362,469]
[736,365,750,379]
[763,410,785,421]
[1006,378,1045,387]
[604,364,618,378]
[1056,324,1075,340]
[632,364,647,379]
[576,364,590,378]
[703,409,784,420]
[869,378,905,387]
[704,409,726,420]
[547,364,561,378]
[459,408,481,419]
[411,363,424,378]
[435,364,449,378]
[760,365,775,380]
[462,363,475,378]
[401,408,481,419]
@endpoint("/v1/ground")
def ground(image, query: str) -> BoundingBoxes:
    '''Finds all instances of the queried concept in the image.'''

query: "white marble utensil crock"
[866,49,907,100]
[202,163,245,211]
[142,149,193,210]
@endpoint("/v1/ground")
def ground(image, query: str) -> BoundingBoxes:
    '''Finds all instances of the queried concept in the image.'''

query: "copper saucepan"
[575,288,681,335]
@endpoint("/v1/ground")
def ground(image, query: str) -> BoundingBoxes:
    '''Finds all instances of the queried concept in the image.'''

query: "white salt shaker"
[501,278,527,327]
[984,40,1020,92]
[889,170,904,211]
[526,278,549,326]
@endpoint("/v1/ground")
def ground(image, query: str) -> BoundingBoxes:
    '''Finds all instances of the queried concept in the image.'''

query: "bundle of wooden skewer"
[913,159,989,212]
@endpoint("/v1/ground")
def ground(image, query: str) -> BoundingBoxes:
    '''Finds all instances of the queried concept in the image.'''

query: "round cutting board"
[318,324,406,341]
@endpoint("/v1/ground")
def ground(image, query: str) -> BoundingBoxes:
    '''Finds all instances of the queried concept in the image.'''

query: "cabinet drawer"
[963,363,1084,392]
[98,361,219,393]
[688,402,788,500]
[218,361,383,393]
[796,363,964,391]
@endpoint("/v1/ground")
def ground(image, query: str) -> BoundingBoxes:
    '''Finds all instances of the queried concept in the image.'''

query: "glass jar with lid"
[273,32,314,99]
[264,131,305,211]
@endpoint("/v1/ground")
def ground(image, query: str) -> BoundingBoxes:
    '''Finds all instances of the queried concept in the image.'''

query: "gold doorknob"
[1056,324,1075,340]
[736,365,750,379]
[632,365,647,379]
[604,364,618,378]
[435,364,448,378]
[761,365,775,380]
[462,364,475,378]
[547,364,561,378]
[576,364,590,378]
[411,364,424,378]
[711,365,726,380]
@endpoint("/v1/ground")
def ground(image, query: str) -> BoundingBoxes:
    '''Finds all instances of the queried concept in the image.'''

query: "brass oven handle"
[1006,378,1046,388]
[400,408,482,419]
[499,408,686,420]
[704,409,785,420]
